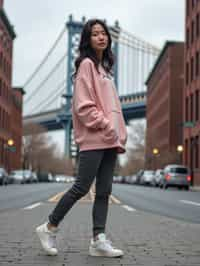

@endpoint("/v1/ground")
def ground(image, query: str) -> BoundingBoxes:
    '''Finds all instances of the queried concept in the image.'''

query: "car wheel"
[2,179,7,186]
[185,186,189,191]
[163,184,168,190]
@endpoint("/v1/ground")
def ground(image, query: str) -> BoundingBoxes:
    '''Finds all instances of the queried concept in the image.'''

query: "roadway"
[0,182,200,224]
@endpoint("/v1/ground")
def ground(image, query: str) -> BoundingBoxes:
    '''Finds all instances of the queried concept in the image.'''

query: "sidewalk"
[0,193,200,266]
[191,186,200,191]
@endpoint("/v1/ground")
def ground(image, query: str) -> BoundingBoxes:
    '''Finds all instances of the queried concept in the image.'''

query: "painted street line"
[122,205,136,212]
[23,202,42,210]
[180,200,200,207]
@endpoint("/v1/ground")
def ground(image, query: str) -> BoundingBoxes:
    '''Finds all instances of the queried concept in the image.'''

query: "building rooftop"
[0,6,16,39]
[145,41,184,85]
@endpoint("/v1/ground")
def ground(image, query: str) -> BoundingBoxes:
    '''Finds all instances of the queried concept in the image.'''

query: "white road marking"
[122,205,136,212]
[23,202,42,210]
[180,200,200,207]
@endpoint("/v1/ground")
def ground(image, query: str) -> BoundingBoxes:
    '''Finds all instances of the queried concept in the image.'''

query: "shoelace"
[99,239,117,251]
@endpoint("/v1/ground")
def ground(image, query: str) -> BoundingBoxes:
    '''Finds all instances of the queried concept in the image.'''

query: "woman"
[36,18,127,258]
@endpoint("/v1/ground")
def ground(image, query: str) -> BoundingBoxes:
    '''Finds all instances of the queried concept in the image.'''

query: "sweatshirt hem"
[78,143,126,153]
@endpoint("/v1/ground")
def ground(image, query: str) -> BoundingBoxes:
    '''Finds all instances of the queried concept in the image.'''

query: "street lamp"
[5,139,16,152]
[7,139,14,147]
[153,148,159,155]
[152,148,159,170]
[177,145,183,152]
[177,145,183,164]
[3,139,16,173]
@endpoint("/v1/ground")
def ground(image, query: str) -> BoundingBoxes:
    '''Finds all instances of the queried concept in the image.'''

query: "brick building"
[0,1,24,172]
[145,41,184,171]
[184,0,200,185]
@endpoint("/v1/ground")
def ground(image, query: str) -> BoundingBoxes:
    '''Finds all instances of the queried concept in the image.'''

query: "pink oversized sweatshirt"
[72,58,127,153]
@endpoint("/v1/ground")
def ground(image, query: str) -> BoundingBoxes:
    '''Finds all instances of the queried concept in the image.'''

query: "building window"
[190,94,194,121]
[186,62,189,85]
[196,51,199,76]
[191,57,194,82]
[0,52,2,69]
[191,20,195,44]
[195,90,199,121]
[185,139,188,165]
[186,97,189,121]
[192,0,196,8]
[186,28,190,48]
[196,13,200,37]
[187,0,190,16]
[0,79,2,96]
[195,136,199,168]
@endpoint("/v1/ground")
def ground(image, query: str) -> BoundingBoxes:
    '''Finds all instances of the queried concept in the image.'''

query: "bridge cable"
[110,29,160,56]
[37,86,66,114]
[28,79,67,114]
[23,27,66,89]
[24,52,67,105]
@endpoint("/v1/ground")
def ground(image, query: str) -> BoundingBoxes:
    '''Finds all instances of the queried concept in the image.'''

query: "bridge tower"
[64,15,120,157]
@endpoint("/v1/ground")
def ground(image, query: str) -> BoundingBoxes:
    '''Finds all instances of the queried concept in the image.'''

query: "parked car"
[123,175,132,184]
[55,175,67,183]
[23,170,34,183]
[31,172,38,183]
[159,164,191,190]
[10,170,26,184]
[135,169,144,184]
[154,169,164,187]
[128,175,137,184]
[37,172,54,182]
[113,176,123,183]
[0,167,9,185]
[140,170,155,186]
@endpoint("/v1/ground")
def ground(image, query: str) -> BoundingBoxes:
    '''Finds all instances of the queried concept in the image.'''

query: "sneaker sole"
[89,247,123,257]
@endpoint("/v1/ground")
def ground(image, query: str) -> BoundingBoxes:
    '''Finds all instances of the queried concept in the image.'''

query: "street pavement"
[0,189,200,266]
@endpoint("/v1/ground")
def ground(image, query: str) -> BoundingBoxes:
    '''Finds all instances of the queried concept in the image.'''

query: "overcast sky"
[6,0,185,86]
[4,0,185,158]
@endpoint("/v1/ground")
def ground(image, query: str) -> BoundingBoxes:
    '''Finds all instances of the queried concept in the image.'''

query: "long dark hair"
[73,19,114,78]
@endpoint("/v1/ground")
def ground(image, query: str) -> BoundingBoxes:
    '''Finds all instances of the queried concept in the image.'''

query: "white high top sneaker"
[89,233,124,257]
[36,222,58,256]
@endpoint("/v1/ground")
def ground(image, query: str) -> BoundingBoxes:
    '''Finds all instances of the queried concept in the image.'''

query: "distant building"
[0,1,24,172]
[184,0,200,185]
[145,41,184,170]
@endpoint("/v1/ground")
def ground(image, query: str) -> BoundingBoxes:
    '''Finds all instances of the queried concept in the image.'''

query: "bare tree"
[119,121,146,176]
[22,123,74,175]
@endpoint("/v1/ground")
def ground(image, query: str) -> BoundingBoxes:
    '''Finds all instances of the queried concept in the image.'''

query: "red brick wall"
[184,0,200,185]
[0,6,23,172]
[0,0,3,9]
[169,43,184,150]
[146,42,184,170]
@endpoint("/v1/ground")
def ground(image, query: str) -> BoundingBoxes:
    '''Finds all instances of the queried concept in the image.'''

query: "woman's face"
[90,23,109,53]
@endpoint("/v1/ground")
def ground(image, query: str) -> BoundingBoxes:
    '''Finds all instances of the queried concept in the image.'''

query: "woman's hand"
[103,123,118,143]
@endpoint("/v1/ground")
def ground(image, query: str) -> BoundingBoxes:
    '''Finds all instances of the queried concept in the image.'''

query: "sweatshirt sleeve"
[73,59,109,130]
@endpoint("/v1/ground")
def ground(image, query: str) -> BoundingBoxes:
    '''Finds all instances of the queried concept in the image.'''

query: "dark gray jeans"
[49,148,117,237]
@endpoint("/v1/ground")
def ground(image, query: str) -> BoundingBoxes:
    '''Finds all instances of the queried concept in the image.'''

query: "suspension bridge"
[23,15,160,157]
